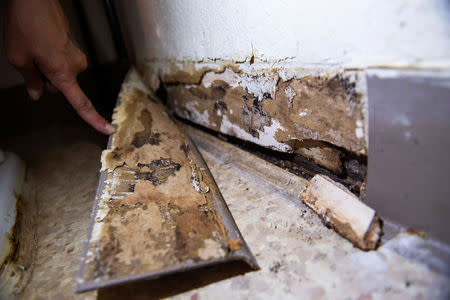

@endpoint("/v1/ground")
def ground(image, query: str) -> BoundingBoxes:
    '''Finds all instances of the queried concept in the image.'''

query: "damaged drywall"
[301,174,382,250]
[140,60,368,177]
[88,72,227,281]
[79,69,256,290]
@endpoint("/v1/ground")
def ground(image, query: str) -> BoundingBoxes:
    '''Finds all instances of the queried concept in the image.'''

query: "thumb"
[17,65,44,101]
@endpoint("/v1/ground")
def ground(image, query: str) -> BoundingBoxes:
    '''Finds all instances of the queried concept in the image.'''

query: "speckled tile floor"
[1,72,118,299]
[180,128,450,300]
[3,123,103,299]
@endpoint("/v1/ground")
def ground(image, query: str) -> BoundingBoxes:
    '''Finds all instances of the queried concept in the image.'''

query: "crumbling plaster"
[117,0,450,173]
[141,60,369,175]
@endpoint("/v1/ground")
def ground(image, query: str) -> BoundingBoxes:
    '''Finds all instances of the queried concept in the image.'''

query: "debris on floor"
[301,174,382,250]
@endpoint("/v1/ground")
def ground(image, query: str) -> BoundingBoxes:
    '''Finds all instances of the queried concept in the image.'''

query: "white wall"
[117,0,450,69]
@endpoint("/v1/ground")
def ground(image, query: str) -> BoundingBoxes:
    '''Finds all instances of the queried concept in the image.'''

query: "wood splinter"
[301,175,382,250]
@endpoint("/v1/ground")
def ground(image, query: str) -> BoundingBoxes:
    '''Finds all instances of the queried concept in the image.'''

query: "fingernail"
[105,123,116,135]
[27,88,42,101]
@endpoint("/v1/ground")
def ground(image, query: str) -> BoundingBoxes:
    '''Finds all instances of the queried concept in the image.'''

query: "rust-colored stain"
[80,70,249,286]
[228,239,242,251]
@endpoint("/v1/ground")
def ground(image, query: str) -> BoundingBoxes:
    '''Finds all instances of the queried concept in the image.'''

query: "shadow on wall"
[114,0,158,64]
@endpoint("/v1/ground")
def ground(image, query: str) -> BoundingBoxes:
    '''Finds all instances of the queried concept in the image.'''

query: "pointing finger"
[46,81,59,94]
[56,78,115,135]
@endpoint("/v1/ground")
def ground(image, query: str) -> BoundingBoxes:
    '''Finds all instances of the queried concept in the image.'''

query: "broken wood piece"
[301,174,382,250]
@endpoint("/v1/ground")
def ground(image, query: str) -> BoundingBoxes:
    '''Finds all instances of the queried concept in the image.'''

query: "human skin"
[5,0,115,135]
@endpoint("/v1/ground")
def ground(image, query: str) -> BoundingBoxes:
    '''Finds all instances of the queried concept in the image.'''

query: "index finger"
[57,79,115,135]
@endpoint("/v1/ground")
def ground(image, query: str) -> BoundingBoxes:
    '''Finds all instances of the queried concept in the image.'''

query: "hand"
[5,0,115,135]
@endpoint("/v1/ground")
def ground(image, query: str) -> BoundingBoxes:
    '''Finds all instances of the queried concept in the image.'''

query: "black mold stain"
[241,95,271,137]
[110,202,148,217]
[344,159,366,182]
[262,92,272,99]
[155,82,168,105]
[211,82,228,99]
[213,100,228,112]
[190,88,209,100]
[93,225,123,278]
[269,261,283,273]
[248,128,259,137]
[135,158,181,186]
[327,74,360,104]
[252,97,269,118]
[180,144,190,157]
[147,94,158,103]
[132,109,163,147]
[132,132,161,148]
[111,148,124,160]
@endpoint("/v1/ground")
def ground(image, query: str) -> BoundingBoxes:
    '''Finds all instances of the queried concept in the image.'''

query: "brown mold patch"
[268,75,365,153]
[295,144,343,174]
[228,239,242,251]
[89,165,230,280]
[92,225,123,279]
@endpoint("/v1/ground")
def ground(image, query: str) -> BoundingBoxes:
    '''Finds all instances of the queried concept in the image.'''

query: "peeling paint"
[355,120,364,139]
[299,109,308,117]
[202,67,240,88]
[355,128,364,139]
[184,101,211,127]
[285,86,296,109]
[239,73,279,101]
[220,115,292,152]
[197,239,226,260]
